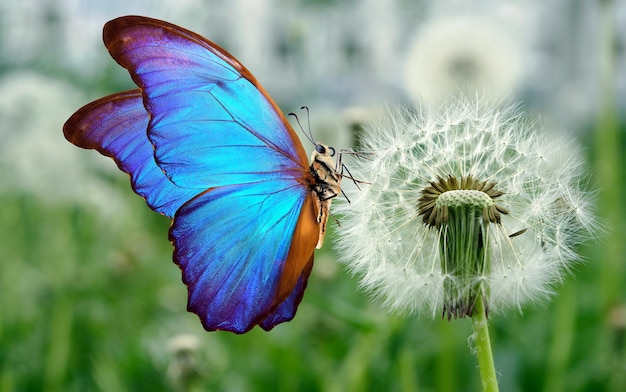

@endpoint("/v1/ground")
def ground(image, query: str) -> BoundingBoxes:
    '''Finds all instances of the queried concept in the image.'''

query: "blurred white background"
[1,0,624,126]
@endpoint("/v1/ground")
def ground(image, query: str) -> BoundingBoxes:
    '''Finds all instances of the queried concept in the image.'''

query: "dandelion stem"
[471,294,499,392]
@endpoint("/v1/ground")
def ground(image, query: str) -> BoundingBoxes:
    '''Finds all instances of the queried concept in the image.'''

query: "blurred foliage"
[0,145,624,391]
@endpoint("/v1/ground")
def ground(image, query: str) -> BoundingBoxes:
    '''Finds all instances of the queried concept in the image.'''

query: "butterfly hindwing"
[62,90,200,218]
[259,258,313,330]
[170,181,318,333]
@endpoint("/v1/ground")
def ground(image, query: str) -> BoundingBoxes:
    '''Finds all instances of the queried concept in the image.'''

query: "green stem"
[471,295,499,392]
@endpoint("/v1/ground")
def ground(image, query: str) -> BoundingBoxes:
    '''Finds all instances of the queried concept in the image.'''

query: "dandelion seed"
[335,98,598,319]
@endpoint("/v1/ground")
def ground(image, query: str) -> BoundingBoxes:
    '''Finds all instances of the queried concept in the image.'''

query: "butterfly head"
[311,143,336,167]
[314,143,335,156]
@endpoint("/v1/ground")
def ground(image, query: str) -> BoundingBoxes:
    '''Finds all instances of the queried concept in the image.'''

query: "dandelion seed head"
[335,98,598,316]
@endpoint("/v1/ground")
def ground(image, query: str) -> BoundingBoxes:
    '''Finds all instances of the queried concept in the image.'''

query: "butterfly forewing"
[103,16,310,189]
[62,90,200,218]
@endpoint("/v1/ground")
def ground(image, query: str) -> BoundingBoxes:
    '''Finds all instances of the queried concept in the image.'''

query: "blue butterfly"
[63,16,342,333]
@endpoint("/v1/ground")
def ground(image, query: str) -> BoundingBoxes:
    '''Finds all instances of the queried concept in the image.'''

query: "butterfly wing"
[98,16,319,332]
[171,182,318,333]
[63,90,200,218]
[103,16,309,188]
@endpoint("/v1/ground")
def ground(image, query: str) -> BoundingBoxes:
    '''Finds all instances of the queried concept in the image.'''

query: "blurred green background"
[0,0,624,391]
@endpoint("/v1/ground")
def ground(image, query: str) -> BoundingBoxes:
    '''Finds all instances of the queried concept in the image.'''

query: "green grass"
[0,153,624,391]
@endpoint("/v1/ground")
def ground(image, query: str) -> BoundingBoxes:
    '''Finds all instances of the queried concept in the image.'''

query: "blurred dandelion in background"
[166,333,202,391]
[0,71,128,215]
[335,97,599,318]
[403,15,525,106]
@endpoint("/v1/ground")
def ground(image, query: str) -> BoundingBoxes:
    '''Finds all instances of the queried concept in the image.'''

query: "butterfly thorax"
[309,143,341,248]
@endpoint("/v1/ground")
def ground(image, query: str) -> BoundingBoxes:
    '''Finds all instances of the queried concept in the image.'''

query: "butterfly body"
[309,144,342,248]
[63,16,341,333]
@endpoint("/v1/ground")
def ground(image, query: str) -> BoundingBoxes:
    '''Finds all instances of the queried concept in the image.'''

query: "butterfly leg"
[312,182,339,248]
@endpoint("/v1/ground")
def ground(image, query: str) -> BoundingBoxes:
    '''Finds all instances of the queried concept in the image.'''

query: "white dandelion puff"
[334,98,598,318]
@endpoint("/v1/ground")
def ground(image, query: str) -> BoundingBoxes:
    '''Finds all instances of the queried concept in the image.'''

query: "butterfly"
[63,16,343,333]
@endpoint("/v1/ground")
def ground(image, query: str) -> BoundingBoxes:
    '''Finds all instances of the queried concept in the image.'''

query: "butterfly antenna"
[301,106,316,145]
[288,108,316,146]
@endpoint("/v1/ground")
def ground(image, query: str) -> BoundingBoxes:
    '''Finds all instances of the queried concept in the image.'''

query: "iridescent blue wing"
[171,182,318,333]
[99,16,319,332]
[63,90,200,218]
[103,16,310,188]
[259,249,314,331]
